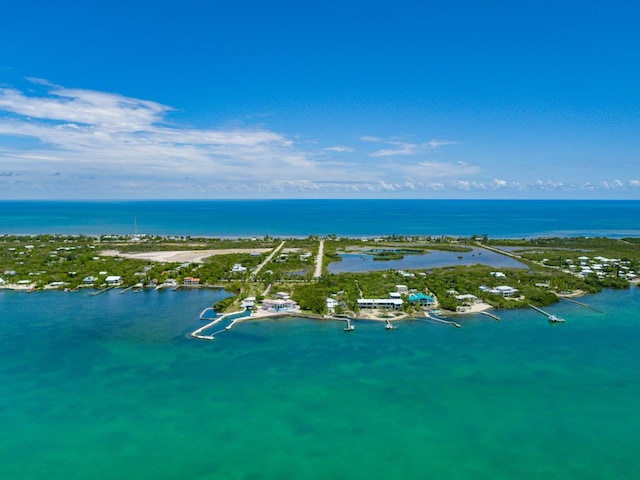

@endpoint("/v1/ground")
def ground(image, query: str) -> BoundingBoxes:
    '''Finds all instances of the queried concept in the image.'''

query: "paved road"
[252,241,286,277]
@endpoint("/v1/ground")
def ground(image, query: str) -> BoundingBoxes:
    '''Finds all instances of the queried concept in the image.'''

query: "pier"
[343,317,355,331]
[479,311,501,321]
[191,309,248,341]
[528,304,565,323]
[561,297,603,313]
[423,312,461,328]
[91,285,116,296]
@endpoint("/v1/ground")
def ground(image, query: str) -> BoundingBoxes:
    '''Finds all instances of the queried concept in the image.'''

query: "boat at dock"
[548,314,565,323]
[529,304,565,324]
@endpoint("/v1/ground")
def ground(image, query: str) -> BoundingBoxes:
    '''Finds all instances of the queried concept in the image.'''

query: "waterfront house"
[105,275,123,286]
[262,298,298,312]
[408,293,435,306]
[357,298,404,310]
[326,298,340,313]
[83,276,98,285]
[183,277,200,286]
[455,293,480,305]
[480,285,519,297]
[495,285,518,297]
[241,297,256,308]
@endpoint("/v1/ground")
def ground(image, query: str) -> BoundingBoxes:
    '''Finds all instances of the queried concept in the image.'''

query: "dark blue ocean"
[2,199,640,479]
[1,199,639,237]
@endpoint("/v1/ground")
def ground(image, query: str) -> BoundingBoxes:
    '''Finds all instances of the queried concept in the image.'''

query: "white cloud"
[360,135,456,157]
[323,146,354,152]
[1,79,638,199]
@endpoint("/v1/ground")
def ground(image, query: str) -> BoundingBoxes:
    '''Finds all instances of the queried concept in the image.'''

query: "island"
[2,233,638,329]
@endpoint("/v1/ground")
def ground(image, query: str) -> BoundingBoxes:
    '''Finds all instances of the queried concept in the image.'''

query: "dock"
[561,297,603,313]
[191,309,247,341]
[91,285,116,296]
[479,311,501,321]
[343,317,355,331]
[528,304,565,323]
[423,312,461,328]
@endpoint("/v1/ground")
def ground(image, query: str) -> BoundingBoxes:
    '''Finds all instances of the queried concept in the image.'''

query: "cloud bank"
[0,80,637,199]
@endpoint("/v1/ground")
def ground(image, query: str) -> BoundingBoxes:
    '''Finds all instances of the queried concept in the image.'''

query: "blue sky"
[1,0,639,199]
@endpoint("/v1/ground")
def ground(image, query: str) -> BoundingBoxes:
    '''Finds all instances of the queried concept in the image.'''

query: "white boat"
[548,315,565,323]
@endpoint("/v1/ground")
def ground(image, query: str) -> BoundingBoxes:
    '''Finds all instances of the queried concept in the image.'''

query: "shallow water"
[1,287,639,479]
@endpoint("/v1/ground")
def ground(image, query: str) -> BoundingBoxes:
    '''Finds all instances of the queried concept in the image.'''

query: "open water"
[1,199,640,479]
[1,199,640,238]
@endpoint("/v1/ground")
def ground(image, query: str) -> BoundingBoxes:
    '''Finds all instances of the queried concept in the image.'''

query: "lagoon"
[328,246,528,273]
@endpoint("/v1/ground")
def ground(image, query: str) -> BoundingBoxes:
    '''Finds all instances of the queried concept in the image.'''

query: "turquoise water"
[2,199,640,238]
[1,287,639,479]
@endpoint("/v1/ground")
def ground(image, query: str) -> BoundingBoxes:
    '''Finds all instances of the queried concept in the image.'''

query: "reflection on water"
[328,246,528,273]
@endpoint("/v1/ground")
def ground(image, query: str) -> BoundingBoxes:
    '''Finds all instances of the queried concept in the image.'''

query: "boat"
[548,315,565,323]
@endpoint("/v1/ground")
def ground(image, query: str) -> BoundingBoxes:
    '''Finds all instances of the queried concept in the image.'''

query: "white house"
[262,298,298,312]
[455,293,480,305]
[326,298,340,313]
[357,298,404,310]
[495,285,518,297]
[241,296,256,308]
[105,275,123,285]
[480,285,519,297]
[231,264,247,273]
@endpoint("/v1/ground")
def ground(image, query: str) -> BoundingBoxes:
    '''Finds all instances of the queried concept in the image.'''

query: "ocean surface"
[1,199,640,479]
[1,199,640,238]
[1,288,639,479]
